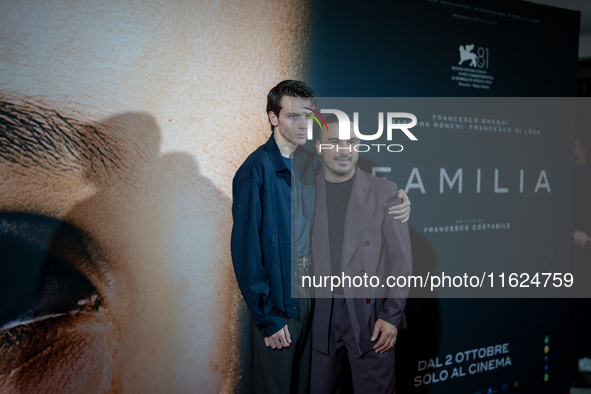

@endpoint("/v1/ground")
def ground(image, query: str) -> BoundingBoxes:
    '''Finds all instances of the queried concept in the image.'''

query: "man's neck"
[273,131,297,158]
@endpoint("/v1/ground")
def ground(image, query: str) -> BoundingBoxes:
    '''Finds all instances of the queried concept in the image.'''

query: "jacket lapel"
[341,168,376,271]
[313,171,333,272]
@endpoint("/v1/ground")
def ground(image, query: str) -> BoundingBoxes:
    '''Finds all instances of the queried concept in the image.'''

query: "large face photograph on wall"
[0,1,310,392]
[0,0,587,393]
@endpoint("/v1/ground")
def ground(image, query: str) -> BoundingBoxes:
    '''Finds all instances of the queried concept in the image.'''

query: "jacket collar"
[264,133,309,172]
[264,134,289,172]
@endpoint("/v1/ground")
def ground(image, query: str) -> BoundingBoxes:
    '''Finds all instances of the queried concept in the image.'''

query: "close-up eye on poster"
[1,0,591,393]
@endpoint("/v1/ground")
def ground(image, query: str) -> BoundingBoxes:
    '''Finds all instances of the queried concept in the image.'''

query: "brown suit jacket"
[311,167,413,355]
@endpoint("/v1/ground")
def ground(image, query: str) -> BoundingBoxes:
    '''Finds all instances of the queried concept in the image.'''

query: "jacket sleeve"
[231,176,285,337]
[378,182,413,329]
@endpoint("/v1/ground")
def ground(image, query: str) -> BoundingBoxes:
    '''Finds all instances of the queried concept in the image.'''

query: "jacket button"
[361,270,366,275]
[366,299,371,304]
[365,241,370,246]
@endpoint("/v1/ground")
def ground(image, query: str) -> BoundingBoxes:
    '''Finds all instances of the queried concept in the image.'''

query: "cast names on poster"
[414,343,512,387]
[414,114,542,136]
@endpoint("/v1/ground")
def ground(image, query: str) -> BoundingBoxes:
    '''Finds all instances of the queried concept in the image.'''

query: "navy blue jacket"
[231,135,321,337]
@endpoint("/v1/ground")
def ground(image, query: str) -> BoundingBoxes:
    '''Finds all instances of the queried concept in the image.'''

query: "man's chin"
[329,166,354,175]
[292,136,308,145]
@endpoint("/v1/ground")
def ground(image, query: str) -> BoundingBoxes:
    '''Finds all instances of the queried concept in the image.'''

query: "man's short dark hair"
[317,113,340,141]
[266,80,316,131]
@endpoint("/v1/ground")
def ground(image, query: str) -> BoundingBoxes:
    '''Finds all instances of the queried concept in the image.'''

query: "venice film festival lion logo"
[458,44,478,67]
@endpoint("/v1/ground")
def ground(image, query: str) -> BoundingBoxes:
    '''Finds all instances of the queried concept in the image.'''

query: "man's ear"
[268,111,279,128]
[315,139,321,155]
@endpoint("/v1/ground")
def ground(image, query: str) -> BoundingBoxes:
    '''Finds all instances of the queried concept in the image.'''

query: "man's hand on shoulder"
[264,325,292,349]
[388,189,411,223]
[371,319,398,353]
[574,230,591,247]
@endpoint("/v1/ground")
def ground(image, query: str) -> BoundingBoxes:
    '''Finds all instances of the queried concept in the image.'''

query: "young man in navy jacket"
[231,80,411,393]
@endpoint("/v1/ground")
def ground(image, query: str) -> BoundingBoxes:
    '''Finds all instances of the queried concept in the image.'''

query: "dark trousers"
[311,298,396,394]
[244,269,313,394]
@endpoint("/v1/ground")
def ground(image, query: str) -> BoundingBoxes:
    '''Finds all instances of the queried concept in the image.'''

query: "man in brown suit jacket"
[309,116,412,393]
